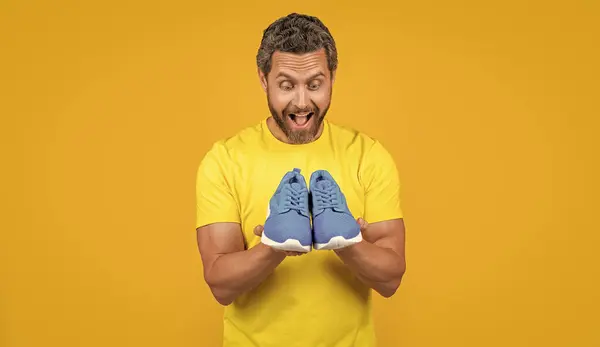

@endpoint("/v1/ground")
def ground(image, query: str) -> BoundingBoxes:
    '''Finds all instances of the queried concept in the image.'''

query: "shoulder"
[327,121,398,181]
[202,121,263,162]
[327,121,391,157]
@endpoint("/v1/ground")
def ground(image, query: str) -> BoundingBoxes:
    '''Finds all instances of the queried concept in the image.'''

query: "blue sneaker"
[310,170,362,250]
[262,168,312,252]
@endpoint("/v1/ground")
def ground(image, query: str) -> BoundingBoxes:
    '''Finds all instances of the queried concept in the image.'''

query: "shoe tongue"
[290,182,302,191]
[315,180,332,190]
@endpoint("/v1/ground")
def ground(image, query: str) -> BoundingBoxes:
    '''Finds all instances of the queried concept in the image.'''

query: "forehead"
[270,48,328,77]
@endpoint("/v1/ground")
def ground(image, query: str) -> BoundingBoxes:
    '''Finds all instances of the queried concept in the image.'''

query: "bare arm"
[335,218,406,298]
[196,222,286,306]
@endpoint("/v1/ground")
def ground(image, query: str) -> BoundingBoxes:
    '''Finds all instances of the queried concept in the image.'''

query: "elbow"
[378,266,406,298]
[213,290,235,306]
[208,285,236,306]
[204,274,235,306]
[377,278,401,298]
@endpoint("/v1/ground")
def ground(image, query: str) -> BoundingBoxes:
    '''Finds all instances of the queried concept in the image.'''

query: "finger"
[253,225,264,236]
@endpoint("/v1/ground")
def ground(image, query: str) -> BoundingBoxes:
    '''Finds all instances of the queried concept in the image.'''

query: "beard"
[267,91,331,145]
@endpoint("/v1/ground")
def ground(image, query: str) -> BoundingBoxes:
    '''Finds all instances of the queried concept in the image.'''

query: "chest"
[229,148,366,246]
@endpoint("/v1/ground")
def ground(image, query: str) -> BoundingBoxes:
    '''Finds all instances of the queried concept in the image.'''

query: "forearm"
[335,240,405,297]
[205,243,285,305]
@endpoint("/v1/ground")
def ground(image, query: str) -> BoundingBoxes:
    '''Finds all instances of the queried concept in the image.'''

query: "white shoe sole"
[314,233,363,250]
[261,233,312,252]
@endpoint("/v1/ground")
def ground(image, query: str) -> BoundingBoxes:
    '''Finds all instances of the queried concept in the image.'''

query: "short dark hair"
[256,13,338,76]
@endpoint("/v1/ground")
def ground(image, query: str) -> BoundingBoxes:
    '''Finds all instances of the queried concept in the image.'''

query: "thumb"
[356,217,369,231]
[254,225,264,237]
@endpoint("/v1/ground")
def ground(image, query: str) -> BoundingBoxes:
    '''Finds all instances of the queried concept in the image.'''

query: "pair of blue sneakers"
[262,168,363,252]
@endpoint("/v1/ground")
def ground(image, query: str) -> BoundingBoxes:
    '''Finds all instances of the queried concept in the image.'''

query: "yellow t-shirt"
[196,118,403,347]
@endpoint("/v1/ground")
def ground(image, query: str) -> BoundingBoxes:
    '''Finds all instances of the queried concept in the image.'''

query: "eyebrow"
[275,71,326,81]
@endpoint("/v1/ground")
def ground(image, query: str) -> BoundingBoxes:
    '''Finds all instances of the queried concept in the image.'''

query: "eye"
[280,81,293,91]
[308,81,322,91]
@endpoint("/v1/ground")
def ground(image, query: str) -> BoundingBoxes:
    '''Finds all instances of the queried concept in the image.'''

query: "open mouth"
[288,112,314,127]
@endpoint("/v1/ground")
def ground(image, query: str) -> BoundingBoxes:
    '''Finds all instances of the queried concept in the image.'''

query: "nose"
[294,87,309,110]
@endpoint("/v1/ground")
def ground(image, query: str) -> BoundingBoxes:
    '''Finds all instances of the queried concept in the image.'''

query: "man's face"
[260,48,334,144]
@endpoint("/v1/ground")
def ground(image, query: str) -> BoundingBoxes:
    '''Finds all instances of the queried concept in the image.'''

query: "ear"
[330,69,336,85]
[258,68,268,92]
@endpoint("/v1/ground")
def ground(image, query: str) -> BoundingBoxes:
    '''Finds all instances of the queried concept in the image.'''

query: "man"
[196,13,406,347]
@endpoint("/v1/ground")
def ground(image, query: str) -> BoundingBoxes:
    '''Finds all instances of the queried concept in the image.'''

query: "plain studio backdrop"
[1,0,598,346]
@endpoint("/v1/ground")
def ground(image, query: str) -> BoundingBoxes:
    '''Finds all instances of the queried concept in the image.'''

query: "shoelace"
[282,185,307,213]
[312,184,340,210]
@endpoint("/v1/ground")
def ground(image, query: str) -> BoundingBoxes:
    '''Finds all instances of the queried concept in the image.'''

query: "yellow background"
[2,0,599,346]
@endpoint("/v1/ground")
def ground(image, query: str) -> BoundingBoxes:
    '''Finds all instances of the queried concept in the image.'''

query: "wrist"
[334,239,364,256]
[257,242,286,261]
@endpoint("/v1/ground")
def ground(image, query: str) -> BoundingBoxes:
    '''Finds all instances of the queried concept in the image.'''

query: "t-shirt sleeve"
[195,141,241,229]
[360,140,404,223]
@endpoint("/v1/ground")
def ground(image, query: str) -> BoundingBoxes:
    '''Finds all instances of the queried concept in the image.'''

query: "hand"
[356,217,369,233]
[253,225,307,257]
[335,217,369,254]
